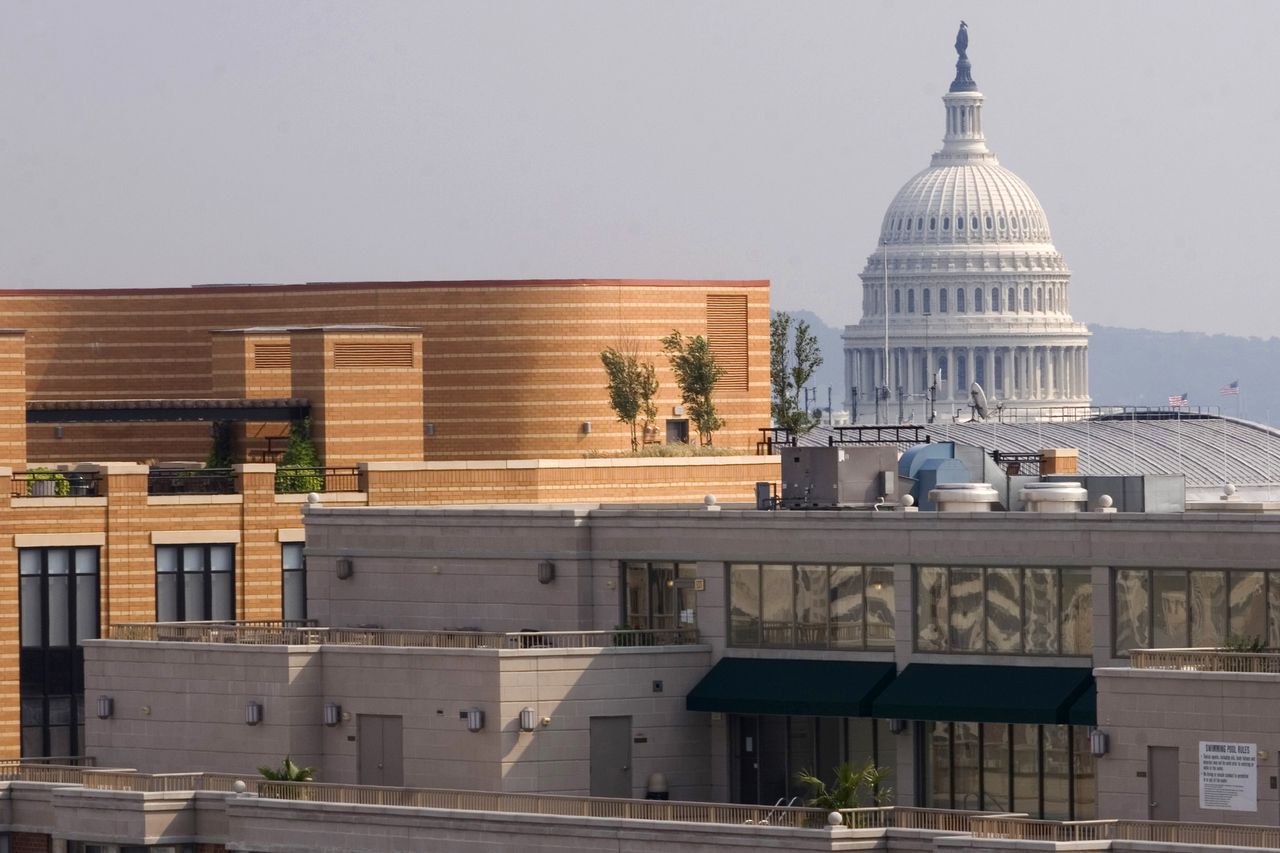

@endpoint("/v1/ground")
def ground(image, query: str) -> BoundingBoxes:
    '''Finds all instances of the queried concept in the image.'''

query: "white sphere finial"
[1098,494,1113,508]
[1224,483,1237,496]
[827,811,844,826]
[704,494,717,506]
[232,780,247,794]
[901,493,915,507]
[306,492,321,505]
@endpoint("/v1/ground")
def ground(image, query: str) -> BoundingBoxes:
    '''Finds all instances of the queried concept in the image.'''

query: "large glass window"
[1113,569,1276,655]
[923,721,1095,818]
[915,567,1093,656]
[20,547,99,757]
[282,543,306,621]
[156,544,235,622]
[729,563,894,650]
[731,715,891,804]
[623,561,697,631]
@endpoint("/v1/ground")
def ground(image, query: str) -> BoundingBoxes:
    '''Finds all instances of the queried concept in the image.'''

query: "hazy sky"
[4,2,1278,337]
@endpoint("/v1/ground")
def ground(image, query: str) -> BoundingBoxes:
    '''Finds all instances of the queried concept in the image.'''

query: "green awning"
[1067,682,1097,726]
[687,657,896,717]
[872,664,1094,725]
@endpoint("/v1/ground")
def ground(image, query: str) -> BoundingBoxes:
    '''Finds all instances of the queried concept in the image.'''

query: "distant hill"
[776,311,1273,425]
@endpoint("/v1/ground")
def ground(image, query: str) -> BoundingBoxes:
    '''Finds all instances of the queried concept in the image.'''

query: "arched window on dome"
[906,217,913,232]
[896,218,903,232]
[974,288,984,312]
[1008,287,1016,313]
[972,215,979,232]
[943,216,951,231]
[1023,289,1031,312]
[956,289,966,313]
[999,215,1006,230]
[1036,287,1044,312]
[923,289,931,314]
[907,290,916,314]
[957,216,964,231]
[1022,215,1029,230]
[929,217,937,231]
[1048,289,1055,312]
[991,288,1000,312]
[986,215,994,230]
[918,217,925,231]
[894,289,901,314]
[939,289,949,313]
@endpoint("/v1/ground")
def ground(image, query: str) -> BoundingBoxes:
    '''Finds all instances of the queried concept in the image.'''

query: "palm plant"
[257,755,316,782]
[794,759,892,826]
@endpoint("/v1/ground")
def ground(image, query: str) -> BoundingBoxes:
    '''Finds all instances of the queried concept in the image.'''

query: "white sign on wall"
[1199,741,1257,812]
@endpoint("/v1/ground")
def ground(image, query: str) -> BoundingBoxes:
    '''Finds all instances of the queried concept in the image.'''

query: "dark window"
[20,547,99,757]
[917,217,924,231]
[1008,287,1016,312]
[943,216,951,231]
[623,561,697,630]
[939,289,949,313]
[986,216,993,230]
[972,215,979,231]
[893,290,901,313]
[907,290,916,313]
[156,544,235,622]
[991,288,1000,312]
[974,289,984,313]
[929,217,937,231]
[956,289,966,313]
[282,543,306,621]
[923,289,932,314]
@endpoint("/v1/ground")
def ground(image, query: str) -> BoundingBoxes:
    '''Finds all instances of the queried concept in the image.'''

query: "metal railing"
[257,781,834,828]
[275,466,361,494]
[971,815,1280,849]
[147,468,237,496]
[80,770,260,793]
[108,621,700,650]
[970,815,1114,841]
[0,762,92,785]
[11,471,103,498]
[1129,647,1280,674]
[828,425,931,450]
[756,427,795,455]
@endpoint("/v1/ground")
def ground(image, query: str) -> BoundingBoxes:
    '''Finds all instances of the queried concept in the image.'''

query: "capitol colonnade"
[843,28,1090,419]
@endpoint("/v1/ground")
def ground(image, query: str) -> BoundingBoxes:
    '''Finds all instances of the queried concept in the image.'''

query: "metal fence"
[147,468,237,496]
[970,814,1280,849]
[274,466,361,494]
[1129,647,1280,673]
[108,621,700,650]
[11,471,102,498]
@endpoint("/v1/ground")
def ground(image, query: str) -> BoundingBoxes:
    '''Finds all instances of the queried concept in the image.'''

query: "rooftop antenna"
[882,239,890,412]
[969,382,989,422]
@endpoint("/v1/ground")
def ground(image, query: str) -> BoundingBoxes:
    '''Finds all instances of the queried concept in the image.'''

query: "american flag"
[1168,392,1189,407]
[1220,380,1240,396]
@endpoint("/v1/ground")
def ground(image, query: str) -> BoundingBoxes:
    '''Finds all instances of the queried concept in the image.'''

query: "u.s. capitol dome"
[843,25,1089,421]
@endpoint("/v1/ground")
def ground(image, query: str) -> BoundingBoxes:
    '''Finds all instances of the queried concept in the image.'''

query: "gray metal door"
[1148,746,1179,821]
[589,715,632,798]
[358,714,403,787]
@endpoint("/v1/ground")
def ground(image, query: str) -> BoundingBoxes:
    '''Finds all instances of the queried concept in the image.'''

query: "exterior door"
[589,715,632,798]
[736,716,759,803]
[1148,746,1179,821]
[665,419,689,444]
[358,714,403,787]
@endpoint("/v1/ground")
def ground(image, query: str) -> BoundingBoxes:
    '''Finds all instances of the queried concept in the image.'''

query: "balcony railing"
[11,471,102,498]
[275,466,361,494]
[1129,647,1280,674]
[147,468,237,496]
[107,621,700,650]
[970,815,1280,849]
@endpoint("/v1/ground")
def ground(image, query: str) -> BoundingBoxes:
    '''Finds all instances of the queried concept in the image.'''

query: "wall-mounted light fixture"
[581,421,592,435]
[519,707,536,733]
[323,702,342,727]
[336,557,354,580]
[246,701,263,726]
[537,560,556,584]
[888,719,907,735]
[96,695,114,720]
[466,709,485,733]
[53,425,65,440]
[426,423,437,437]
[1089,728,1110,757]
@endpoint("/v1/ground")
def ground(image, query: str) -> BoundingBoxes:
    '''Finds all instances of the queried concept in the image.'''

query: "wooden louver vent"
[253,344,291,370]
[333,342,416,369]
[705,294,748,391]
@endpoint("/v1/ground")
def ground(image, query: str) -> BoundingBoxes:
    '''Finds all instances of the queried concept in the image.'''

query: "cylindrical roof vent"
[1020,481,1088,513]
[928,482,999,512]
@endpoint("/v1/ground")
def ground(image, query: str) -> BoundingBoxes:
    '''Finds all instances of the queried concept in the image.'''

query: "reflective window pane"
[728,564,760,645]
[210,544,234,572]
[283,570,307,622]
[156,546,178,574]
[157,574,178,622]
[74,548,98,575]
[917,567,949,651]
[1269,574,1280,649]
[47,550,70,575]
[182,546,204,572]
[829,565,864,648]
[1190,570,1226,647]
[184,573,205,620]
[1011,724,1040,814]
[211,572,234,621]
[1072,726,1097,819]
[949,568,984,652]
[1113,570,1149,655]
[928,722,952,808]
[794,565,828,648]
[282,543,305,571]
[1025,569,1060,654]
[986,568,1022,653]
[75,577,99,643]
[1043,725,1071,820]
[1229,571,1266,642]
[21,577,42,648]
[19,550,41,575]
[1061,569,1093,655]
[982,723,1010,811]
[953,722,980,811]
[47,576,70,647]
[761,565,794,647]
[1153,571,1187,648]
[866,566,895,649]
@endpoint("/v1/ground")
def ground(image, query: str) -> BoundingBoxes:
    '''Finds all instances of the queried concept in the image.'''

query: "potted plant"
[794,759,893,827]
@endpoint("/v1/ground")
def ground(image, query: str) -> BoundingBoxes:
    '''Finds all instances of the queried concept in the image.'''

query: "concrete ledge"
[275,492,367,504]
[147,494,244,506]
[276,528,306,542]
[151,529,242,545]
[14,532,107,547]
[10,497,108,508]
[360,455,776,473]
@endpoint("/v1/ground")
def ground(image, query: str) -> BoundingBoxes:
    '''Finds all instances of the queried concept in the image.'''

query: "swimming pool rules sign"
[1199,741,1257,811]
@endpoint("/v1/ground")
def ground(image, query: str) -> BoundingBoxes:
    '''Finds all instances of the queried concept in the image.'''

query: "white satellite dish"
[970,382,989,421]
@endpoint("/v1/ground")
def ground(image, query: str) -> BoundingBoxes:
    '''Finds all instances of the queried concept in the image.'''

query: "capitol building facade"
[843,32,1089,421]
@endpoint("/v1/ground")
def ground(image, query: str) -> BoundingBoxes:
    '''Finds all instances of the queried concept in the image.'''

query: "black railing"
[274,466,361,494]
[147,468,237,496]
[12,471,102,498]
[757,427,796,455]
[828,425,932,450]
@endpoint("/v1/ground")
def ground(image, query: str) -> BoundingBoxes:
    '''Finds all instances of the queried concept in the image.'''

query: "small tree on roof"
[661,330,726,446]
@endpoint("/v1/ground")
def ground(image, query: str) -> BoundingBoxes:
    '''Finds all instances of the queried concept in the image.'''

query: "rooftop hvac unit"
[780,446,899,509]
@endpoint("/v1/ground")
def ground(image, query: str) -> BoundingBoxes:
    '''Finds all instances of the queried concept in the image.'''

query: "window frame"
[155,543,236,622]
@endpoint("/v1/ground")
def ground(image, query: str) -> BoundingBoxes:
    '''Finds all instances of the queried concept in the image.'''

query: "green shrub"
[27,468,70,497]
